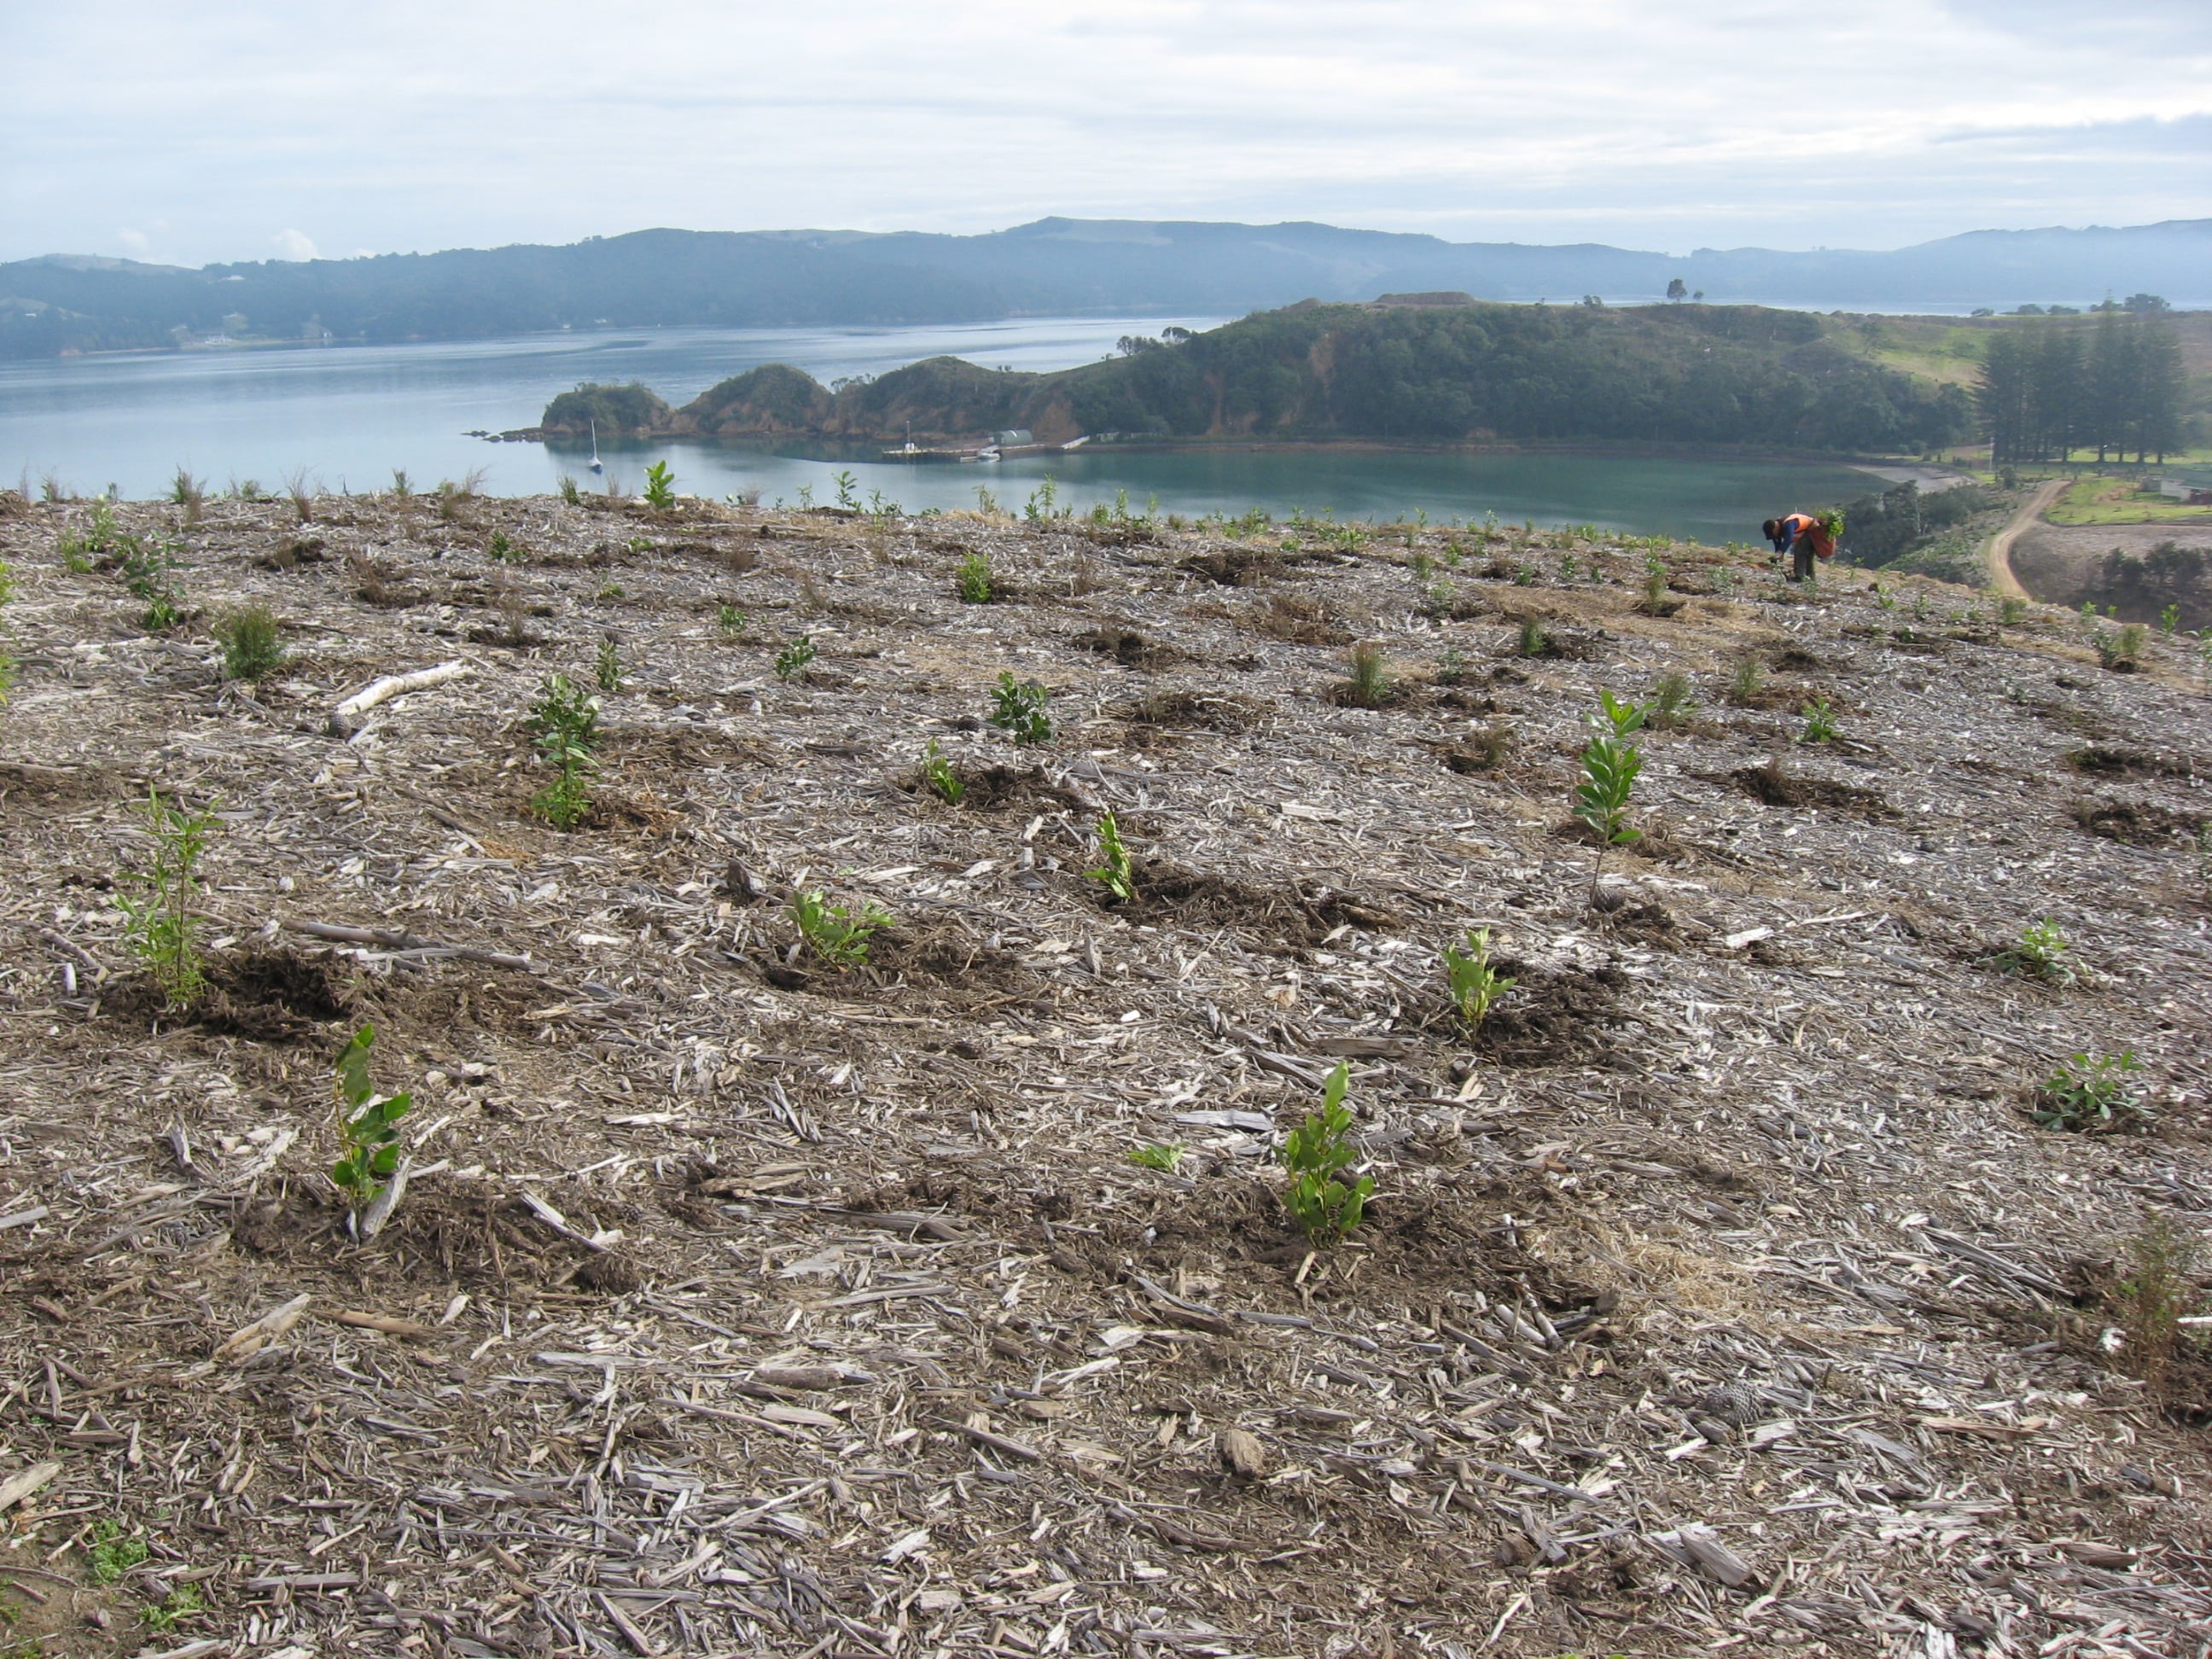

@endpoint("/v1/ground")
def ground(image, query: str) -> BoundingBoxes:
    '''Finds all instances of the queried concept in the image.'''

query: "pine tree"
[2132,313,2186,463]
[2086,305,2131,465]
[1978,330,2030,465]
[2029,323,2080,462]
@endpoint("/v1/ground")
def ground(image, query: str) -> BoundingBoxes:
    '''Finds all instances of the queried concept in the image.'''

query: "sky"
[3,0,2208,269]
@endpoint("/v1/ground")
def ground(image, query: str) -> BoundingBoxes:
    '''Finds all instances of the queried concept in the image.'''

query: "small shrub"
[923,737,963,805]
[2000,596,2028,625]
[1572,691,1651,906]
[1993,917,2072,983]
[2115,1214,2201,1391]
[2030,1051,2146,1132]
[1344,642,1393,707]
[1637,566,1669,612]
[1511,564,1534,586]
[1650,670,1696,731]
[141,1585,204,1633]
[527,672,601,828]
[955,551,993,603]
[794,888,888,969]
[215,604,285,681]
[1128,1143,1185,1172]
[832,470,859,512]
[988,672,1052,743]
[1281,1062,1374,1245]
[1515,616,1549,657]
[170,466,207,516]
[1442,926,1515,1030]
[283,467,314,524]
[1435,643,1467,685]
[2160,603,2181,637]
[1728,658,1766,706]
[488,530,521,563]
[2097,623,2147,671]
[717,604,748,636]
[643,460,677,509]
[87,1520,148,1583]
[1799,695,1838,743]
[119,787,218,1006]
[558,474,582,505]
[120,535,186,631]
[331,1023,413,1215]
[390,468,412,497]
[1086,810,1136,902]
[597,580,625,601]
[596,636,621,693]
[774,634,815,680]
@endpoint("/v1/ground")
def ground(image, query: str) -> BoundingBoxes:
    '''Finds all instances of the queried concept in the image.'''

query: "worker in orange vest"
[1761,511,1836,582]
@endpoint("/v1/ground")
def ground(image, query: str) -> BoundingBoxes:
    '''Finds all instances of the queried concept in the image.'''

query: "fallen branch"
[283,918,538,974]
[327,661,473,738]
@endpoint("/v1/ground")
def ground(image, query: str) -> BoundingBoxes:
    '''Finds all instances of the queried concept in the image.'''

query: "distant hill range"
[3,217,2208,360]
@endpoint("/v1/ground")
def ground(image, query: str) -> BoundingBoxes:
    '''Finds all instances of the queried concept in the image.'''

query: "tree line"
[1979,300,2187,465]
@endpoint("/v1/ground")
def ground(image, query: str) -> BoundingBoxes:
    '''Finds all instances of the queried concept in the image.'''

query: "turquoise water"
[2,319,1878,544]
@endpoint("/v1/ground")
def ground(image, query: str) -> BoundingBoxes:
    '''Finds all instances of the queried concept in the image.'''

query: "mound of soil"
[1115,690,1266,736]
[2072,797,2203,847]
[1182,548,1278,586]
[761,924,1037,1004]
[1469,958,1633,1067]
[1075,626,1179,669]
[1709,761,1897,819]
[2067,744,2199,779]
[1098,861,1397,948]
[897,762,1086,813]
[1249,592,1352,645]
[103,947,355,1043]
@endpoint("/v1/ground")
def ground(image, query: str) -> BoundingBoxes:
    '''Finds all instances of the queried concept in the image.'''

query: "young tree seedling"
[774,635,816,681]
[1571,691,1652,907]
[988,672,1052,743]
[793,889,889,969]
[332,1022,413,1222]
[1086,810,1136,902]
[1281,1062,1374,1245]
[119,787,219,1006]
[1442,926,1515,1030]
[922,737,964,805]
[643,460,677,509]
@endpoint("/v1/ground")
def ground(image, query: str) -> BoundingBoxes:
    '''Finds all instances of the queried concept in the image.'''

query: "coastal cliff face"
[537,300,1976,454]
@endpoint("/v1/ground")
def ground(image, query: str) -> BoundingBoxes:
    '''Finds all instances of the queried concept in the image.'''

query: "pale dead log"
[334,1309,436,1340]
[213,1293,311,1363]
[283,918,538,974]
[326,660,474,737]
[0,1459,61,1516]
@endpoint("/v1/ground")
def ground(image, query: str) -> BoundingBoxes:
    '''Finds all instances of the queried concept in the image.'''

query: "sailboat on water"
[588,418,604,474]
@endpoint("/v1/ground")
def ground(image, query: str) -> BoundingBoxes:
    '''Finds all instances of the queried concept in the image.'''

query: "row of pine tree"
[1978,302,2187,465]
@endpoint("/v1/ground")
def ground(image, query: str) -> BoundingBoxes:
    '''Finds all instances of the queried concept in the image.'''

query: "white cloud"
[272,228,318,262]
[2,0,2206,265]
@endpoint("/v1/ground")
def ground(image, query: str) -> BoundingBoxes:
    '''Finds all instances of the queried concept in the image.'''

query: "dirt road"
[1986,475,2066,598]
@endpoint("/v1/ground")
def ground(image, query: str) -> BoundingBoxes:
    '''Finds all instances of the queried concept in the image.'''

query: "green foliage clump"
[1650,670,1696,731]
[1086,811,1136,902]
[141,1585,204,1633]
[955,550,994,603]
[643,460,678,509]
[1515,616,1549,657]
[120,534,186,631]
[1728,658,1766,706]
[2115,1214,2203,1391]
[558,474,582,506]
[1128,1143,1185,1172]
[774,634,816,680]
[988,672,1052,743]
[2031,1051,2146,1132]
[119,787,218,1006]
[1281,1062,1373,1245]
[716,603,748,636]
[1799,694,1838,743]
[2000,596,2028,626]
[487,529,521,563]
[922,737,963,805]
[1993,917,2073,983]
[596,636,621,693]
[331,1023,412,1213]
[215,604,285,681]
[1341,642,1393,707]
[87,1520,148,1583]
[794,889,889,969]
[1442,926,1515,1031]
[527,672,601,829]
[2096,622,2148,671]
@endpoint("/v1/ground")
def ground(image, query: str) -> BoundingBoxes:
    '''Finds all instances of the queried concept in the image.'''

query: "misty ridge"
[4,215,2211,359]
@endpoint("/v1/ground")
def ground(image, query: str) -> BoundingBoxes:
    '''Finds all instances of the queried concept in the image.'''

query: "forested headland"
[539,299,1973,456]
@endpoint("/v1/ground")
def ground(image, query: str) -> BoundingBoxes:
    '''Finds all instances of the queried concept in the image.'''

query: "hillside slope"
[0,486,2208,1654]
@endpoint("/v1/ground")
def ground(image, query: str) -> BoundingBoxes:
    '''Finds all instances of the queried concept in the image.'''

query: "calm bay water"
[2,318,1878,544]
